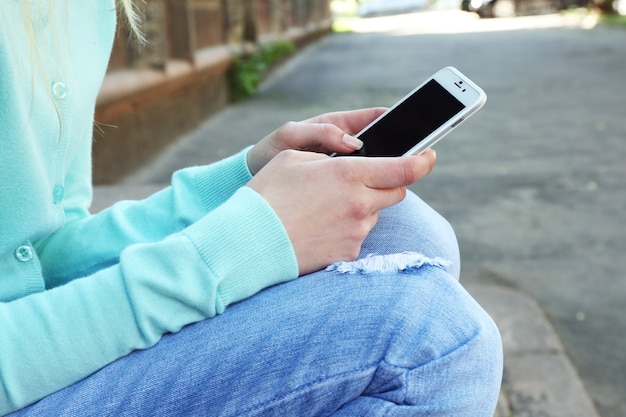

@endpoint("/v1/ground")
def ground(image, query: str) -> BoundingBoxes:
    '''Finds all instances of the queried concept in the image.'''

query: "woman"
[0,1,502,415]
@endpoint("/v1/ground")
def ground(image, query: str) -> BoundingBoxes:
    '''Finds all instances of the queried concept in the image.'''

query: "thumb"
[359,149,437,189]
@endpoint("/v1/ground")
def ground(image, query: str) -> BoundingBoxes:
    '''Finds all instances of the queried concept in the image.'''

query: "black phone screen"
[352,80,465,157]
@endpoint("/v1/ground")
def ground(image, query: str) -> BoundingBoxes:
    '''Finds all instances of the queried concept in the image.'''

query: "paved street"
[125,10,626,416]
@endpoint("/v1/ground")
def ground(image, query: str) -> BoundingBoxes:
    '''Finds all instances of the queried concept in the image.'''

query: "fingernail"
[421,148,436,159]
[342,134,363,150]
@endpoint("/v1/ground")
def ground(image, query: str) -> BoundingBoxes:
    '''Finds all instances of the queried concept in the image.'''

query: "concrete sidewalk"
[92,10,606,416]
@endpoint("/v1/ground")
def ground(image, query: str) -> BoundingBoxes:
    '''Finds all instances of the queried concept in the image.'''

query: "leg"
[14,193,501,416]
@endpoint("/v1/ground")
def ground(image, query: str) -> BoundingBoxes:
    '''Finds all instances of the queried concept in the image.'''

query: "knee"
[400,191,460,269]
[391,273,503,414]
[362,191,461,279]
[440,291,504,415]
[450,292,503,394]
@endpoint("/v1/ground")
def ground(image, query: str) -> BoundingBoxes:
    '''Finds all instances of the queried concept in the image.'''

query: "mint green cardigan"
[0,2,298,413]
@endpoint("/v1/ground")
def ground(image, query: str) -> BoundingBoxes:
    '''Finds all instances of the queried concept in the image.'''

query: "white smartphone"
[337,66,486,157]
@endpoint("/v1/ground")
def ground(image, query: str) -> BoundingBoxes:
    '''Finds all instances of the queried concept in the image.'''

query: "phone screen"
[351,80,465,157]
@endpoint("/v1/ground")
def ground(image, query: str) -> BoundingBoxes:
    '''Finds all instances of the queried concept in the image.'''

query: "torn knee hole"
[326,252,452,275]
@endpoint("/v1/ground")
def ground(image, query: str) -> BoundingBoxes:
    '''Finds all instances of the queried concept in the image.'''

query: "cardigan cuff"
[182,186,298,312]
[190,148,253,213]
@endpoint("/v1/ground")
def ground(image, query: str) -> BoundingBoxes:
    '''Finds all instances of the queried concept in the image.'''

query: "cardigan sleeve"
[0,184,299,414]
[35,148,255,289]
[1,1,302,412]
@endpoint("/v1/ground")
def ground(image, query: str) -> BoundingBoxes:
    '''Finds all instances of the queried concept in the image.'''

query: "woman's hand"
[247,149,437,276]
[246,108,387,175]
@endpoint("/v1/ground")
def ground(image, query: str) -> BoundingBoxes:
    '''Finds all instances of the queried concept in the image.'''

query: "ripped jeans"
[15,191,503,416]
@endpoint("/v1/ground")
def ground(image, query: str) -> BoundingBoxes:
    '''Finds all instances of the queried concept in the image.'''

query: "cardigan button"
[52,81,68,100]
[15,245,33,262]
[53,184,65,204]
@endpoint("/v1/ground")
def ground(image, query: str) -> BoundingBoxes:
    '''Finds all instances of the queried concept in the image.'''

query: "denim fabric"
[13,191,502,416]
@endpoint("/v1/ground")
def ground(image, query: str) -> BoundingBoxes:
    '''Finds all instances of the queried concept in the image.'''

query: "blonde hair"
[9,0,144,138]
[119,0,145,41]
[18,0,144,42]
[15,0,145,94]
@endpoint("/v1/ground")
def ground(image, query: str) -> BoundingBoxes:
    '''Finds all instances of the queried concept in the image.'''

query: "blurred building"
[94,0,331,184]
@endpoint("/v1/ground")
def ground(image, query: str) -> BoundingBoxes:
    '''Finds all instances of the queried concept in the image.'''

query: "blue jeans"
[13,191,503,416]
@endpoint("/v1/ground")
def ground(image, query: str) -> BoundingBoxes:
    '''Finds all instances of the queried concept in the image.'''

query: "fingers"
[281,107,388,153]
[275,121,364,154]
[336,149,437,190]
[304,107,387,135]
[247,121,346,175]
[325,149,435,215]
[249,108,390,175]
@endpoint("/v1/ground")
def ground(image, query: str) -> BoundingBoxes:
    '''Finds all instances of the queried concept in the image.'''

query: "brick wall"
[93,0,332,184]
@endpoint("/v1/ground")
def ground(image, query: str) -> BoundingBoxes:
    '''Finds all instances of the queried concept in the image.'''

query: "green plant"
[601,13,626,26]
[229,40,297,101]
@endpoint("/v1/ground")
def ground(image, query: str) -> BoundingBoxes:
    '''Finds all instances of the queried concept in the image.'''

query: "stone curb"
[469,284,600,417]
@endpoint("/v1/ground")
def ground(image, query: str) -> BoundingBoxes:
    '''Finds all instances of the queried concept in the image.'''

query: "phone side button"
[451,117,464,128]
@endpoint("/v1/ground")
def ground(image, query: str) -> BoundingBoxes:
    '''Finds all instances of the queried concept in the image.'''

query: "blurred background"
[94,0,622,184]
